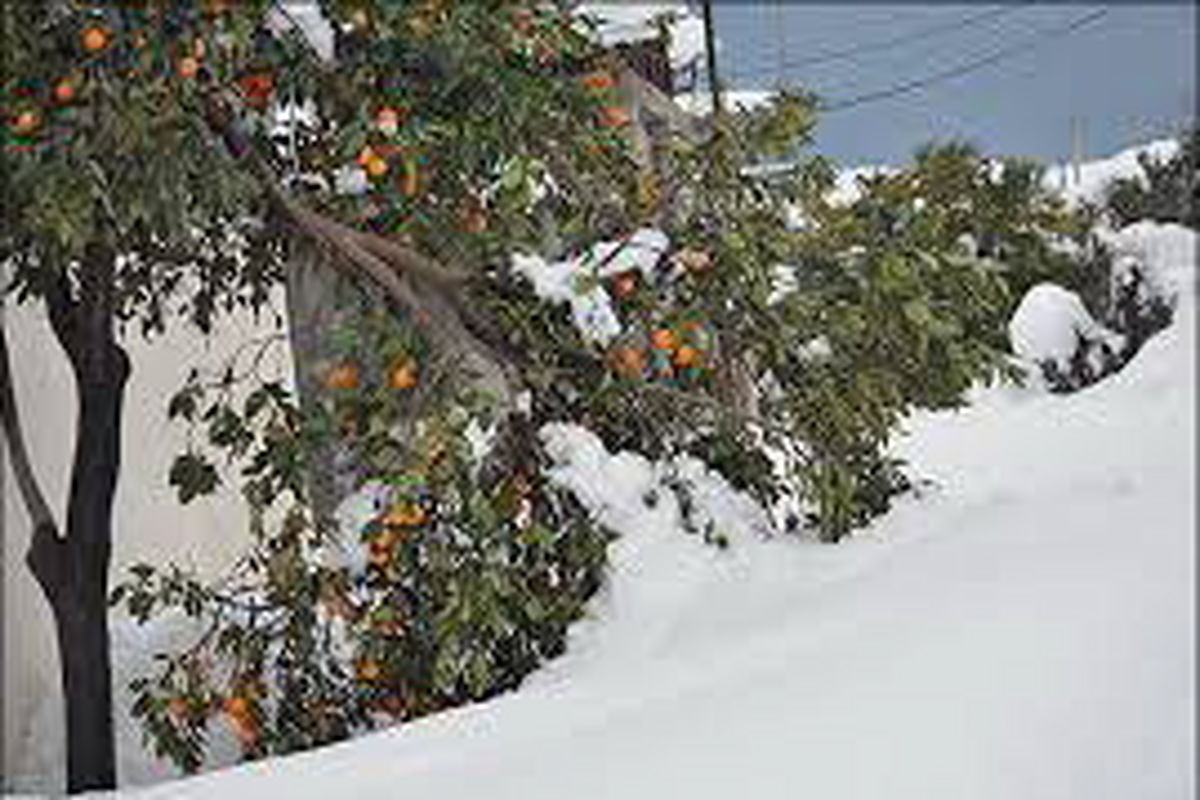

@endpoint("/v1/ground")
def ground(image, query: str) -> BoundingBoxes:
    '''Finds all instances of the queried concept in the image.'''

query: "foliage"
[116,328,610,771]
[7,0,1100,780]
[1104,126,1198,231]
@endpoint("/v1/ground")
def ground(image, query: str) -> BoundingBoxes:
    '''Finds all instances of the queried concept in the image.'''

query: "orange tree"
[4,0,1035,789]
[0,0,639,790]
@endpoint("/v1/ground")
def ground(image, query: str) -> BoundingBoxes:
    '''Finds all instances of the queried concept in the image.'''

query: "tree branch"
[0,322,59,537]
[1,318,67,600]
[201,87,519,395]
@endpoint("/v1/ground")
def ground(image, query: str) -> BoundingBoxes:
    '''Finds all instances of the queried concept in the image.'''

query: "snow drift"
[98,220,1194,800]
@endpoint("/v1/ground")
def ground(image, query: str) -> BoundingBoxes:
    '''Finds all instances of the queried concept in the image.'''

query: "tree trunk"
[284,239,362,526]
[25,245,129,793]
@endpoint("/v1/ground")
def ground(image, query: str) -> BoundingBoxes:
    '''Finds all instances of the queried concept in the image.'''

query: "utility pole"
[701,0,722,120]
[1070,114,1086,186]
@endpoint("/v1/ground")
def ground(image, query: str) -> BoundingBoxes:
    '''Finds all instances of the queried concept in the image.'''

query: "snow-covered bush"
[1103,127,1198,231]
[1008,283,1124,392]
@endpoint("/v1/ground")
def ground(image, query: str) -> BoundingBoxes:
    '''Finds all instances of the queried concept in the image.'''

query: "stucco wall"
[3,294,294,793]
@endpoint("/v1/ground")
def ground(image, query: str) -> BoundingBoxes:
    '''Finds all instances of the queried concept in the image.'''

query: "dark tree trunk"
[25,244,129,793]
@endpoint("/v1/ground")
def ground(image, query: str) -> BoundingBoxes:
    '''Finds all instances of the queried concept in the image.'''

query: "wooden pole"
[702,0,722,120]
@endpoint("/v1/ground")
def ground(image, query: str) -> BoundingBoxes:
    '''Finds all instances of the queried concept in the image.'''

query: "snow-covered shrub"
[1103,127,1198,231]
[1008,283,1125,392]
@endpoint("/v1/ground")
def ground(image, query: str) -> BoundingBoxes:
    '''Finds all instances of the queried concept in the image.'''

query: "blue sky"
[708,3,1196,166]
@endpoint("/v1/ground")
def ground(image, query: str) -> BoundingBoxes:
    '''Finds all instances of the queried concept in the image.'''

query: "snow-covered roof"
[576,2,706,70]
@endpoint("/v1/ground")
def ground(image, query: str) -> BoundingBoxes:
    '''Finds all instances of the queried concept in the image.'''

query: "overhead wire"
[727,5,1025,84]
[816,8,1109,114]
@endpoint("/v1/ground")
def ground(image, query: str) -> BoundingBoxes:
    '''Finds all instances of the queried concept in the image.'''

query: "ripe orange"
[368,539,393,567]
[365,155,389,178]
[81,26,109,53]
[324,362,361,391]
[388,359,419,389]
[384,501,428,527]
[581,70,615,92]
[178,56,200,79]
[611,271,638,299]
[609,346,647,378]
[375,105,402,135]
[673,345,702,369]
[223,695,250,717]
[598,104,631,128]
[650,328,679,351]
[12,110,40,135]
[356,658,382,682]
[238,72,274,110]
[53,79,76,104]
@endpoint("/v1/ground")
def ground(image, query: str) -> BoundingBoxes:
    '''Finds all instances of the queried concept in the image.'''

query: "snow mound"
[1043,138,1181,206]
[1099,220,1198,305]
[1008,282,1124,369]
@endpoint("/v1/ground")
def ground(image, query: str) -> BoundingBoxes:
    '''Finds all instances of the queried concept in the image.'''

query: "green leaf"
[169,453,220,504]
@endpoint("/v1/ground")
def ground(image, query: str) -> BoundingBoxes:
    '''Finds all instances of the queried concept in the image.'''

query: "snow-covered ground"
[5,141,1192,798]
[78,218,1191,798]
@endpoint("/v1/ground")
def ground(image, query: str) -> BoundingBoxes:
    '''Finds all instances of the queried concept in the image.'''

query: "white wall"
[3,293,294,793]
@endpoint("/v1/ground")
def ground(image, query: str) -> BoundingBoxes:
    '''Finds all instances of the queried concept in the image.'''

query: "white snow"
[92,220,1194,800]
[511,229,670,346]
[673,89,775,117]
[1008,283,1124,368]
[577,3,706,70]
[1043,139,1181,206]
[1098,221,1198,306]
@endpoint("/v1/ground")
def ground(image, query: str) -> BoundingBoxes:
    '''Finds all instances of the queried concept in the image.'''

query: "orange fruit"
[598,104,631,128]
[357,145,378,167]
[324,362,361,390]
[81,26,109,53]
[178,56,200,79]
[609,346,646,378]
[12,111,40,135]
[375,106,402,135]
[368,539,393,567]
[356,658,382,682]
[611,271,638,299]
[365,155,389,178]
[384,502,427,527]
[238,72,274,109]
[650,328,679,351]
[53,79,76,104]
[673,345,702,369]
[388,359,419,389]
[581,70,615,91]
[223,695,250,717]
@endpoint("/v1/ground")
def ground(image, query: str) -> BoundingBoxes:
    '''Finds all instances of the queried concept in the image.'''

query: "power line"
[818,8,1109,114]
[727,5,1025,84]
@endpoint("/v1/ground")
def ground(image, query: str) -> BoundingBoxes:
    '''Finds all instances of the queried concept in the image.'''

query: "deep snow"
[4,144,1192,800]
[93,227,1194,798]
